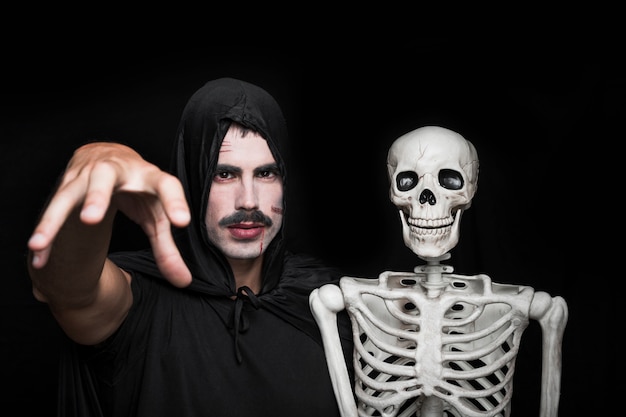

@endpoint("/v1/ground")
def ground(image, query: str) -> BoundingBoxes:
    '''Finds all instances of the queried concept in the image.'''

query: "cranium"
[387,126,479,259]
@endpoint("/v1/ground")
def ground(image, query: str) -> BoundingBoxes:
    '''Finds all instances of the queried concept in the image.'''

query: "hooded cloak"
[57,78,353,417]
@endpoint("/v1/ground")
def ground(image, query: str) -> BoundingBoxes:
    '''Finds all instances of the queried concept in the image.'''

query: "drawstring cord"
[230,286,261,363]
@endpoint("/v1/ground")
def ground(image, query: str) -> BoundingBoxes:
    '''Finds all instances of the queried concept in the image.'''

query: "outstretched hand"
[27,142,192,287]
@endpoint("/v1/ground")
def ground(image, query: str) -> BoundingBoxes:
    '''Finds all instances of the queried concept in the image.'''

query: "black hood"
[113,78,289,297]
[171,77,289,296]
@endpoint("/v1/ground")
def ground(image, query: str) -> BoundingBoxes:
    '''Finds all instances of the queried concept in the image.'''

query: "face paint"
[205,127,283,262]
[258,228,265,256]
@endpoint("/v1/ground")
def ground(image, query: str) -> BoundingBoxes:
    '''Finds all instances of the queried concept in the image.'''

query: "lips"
[227,223,265,240]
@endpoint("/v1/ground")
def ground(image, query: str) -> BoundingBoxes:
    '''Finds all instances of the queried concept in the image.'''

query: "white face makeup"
[205,125,284,261]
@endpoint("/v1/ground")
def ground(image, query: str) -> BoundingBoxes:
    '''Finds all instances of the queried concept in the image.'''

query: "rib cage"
[341,272,534,417]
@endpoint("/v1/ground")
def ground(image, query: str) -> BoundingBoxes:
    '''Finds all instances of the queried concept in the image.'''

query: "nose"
[419,189,436,205]
[236,177,259,210]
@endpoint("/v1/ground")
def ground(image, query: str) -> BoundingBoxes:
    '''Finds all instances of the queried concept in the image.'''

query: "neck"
[227,256,264,294]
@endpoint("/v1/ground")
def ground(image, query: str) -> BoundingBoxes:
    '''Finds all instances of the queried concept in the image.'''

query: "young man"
[27,78,353,416]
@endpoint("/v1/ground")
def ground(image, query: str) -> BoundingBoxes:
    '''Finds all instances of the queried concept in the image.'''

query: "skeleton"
[310,126,568,417]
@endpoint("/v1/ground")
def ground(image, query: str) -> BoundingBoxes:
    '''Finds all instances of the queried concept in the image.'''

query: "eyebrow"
[255,163,280,174]
[214,163,280,175]
[215,164,241,174]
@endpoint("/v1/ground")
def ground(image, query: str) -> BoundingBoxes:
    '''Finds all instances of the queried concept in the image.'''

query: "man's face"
[205,126,284,261]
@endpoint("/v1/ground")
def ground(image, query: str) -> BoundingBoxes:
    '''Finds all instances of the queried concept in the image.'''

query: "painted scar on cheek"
[258,228,265,255]
[271,206,283,215]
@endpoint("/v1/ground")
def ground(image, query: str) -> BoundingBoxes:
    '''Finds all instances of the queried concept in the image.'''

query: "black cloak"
[57,78,354,417]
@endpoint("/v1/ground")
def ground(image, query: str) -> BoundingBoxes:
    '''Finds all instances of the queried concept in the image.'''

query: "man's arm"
[27,142,192,345]
[28,203,131,345]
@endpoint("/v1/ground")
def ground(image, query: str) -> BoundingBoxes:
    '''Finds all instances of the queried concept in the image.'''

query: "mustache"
[219,210,273,227]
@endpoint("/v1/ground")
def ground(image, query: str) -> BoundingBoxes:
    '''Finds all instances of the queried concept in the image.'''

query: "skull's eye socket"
[439,169,464,190]
[396,171,419,192]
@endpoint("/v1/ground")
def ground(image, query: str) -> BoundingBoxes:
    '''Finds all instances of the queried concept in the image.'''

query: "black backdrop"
[1,43,621,415]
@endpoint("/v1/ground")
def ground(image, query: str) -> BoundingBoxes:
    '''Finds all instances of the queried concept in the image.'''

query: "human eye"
[213,165,238,182]
[212,171,232,183]
[214,171,232,180]
[256,165,281,180]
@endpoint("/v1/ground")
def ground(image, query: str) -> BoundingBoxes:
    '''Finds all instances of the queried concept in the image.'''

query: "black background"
[1,42,622,415]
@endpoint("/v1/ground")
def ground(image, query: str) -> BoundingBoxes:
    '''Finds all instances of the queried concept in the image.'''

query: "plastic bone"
[310,126,568,417]
[386,127,479,259]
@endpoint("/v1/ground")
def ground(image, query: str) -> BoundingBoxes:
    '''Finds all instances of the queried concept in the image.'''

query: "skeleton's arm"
[529,291,568,417]
[310,284,357,417]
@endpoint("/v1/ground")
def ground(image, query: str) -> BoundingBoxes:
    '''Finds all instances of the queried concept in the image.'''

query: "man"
[27,78,353,416]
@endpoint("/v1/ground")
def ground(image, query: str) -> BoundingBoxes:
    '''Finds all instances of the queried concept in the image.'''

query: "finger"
[148,217,192,287]
[28,163,117,267]
[79,162,117,224]
[28,180,87,268]
[27,178,92,252]
[154,174,191,227]
[28,237,52,269]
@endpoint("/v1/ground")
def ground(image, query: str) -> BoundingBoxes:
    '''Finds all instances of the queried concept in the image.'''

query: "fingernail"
[28,233,45,246]
[82,205,100,218]
[174,209,190,223]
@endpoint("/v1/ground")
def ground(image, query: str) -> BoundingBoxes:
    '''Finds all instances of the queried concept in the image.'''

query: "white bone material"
[311,126,568,417]
[387,126,479,259]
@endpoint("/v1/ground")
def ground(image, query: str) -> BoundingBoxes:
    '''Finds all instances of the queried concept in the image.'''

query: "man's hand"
[28,142,192,287]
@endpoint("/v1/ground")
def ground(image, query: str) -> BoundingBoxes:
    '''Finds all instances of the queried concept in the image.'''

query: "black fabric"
[56,78,354,416]
[169,77,290,296]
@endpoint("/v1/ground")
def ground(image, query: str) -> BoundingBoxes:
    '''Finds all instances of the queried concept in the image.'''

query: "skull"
[387,126,479,259]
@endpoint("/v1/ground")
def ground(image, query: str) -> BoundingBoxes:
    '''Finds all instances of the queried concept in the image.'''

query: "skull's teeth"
[409,224,452,236]
[407,216,454,229]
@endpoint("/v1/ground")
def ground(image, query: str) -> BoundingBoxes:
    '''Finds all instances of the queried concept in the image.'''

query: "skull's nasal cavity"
[419,189,436,205]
